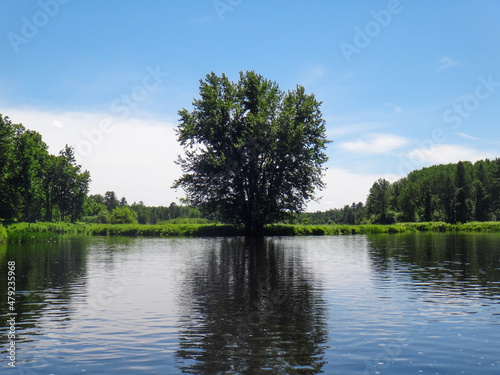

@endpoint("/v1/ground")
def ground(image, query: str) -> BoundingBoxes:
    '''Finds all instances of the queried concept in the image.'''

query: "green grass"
[5,222,90,243]
[4,221,500,243]
[86,223,242,237]
[268,222,500,236]
[159,217,213,225]
[0,224,7,243]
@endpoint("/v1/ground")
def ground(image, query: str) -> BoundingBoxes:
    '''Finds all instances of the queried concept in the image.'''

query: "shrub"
[110,207,138,224]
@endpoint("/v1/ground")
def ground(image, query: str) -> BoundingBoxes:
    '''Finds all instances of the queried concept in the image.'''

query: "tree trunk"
[245,219,264,237]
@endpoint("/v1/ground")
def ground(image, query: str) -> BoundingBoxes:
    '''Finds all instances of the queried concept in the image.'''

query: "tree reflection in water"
[176,237,329,375]
[0,238,88,347]
[367,233,500,300]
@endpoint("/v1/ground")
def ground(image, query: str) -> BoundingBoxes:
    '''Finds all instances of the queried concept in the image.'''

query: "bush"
[110,207,138,224]
[82,209,110,224]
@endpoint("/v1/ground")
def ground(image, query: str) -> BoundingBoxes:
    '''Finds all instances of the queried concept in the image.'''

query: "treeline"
[3,113,500,227]
[131,201,200,224]
[299,202,367,225]
[0,115,199,225]
[82,191,201,224]
[303,159,500,225]
[0,115,90,223]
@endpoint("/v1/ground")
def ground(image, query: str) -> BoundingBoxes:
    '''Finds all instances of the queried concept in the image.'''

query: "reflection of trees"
[176,237,328,375]
[0,238,88,347]
[367,233,500,299]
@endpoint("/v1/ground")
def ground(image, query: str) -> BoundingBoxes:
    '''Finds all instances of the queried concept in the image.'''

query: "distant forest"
[302,158,500,225]
[1,114,500,225]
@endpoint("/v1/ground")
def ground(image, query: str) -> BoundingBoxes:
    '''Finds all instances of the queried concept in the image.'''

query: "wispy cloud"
[434,56,460,71]
[188,15,214,25]
[301,64,327,86]
[385,102,402,112]
[339,133,409,154]
[407,144,498,165]
[457,132,479,141]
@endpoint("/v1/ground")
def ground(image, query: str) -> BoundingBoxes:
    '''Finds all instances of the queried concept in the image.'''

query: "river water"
[1,233,500,374]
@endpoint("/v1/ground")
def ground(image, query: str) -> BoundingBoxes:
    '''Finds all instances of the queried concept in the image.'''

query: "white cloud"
[306,167,399,211]
[407,144,498,166]
[434,56,460,71]
[339,133,409,154]
[5,107,184,206]
[52,120,64,128]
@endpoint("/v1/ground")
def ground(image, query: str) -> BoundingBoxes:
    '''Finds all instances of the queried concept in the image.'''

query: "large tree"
[454,161,470,223]
[15,129,49,222]
[173,71,330,236]
[0,115,21,220]
[366,178,393,224]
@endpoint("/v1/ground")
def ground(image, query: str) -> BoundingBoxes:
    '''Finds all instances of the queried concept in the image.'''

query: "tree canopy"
[173,71,330,235]
[110,206,138,224]
[0,114,90,223]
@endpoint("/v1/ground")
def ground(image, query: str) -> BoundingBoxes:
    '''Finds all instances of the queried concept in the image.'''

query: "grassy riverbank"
[0,225,7,243]
[4,222,89,243]
[3,221,500,243]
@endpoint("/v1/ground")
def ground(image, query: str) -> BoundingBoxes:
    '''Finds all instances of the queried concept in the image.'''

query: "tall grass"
[0,224,7,243]
[159,218,213,225]
[6,222,89,243]
[5,221,500,243]
[270,222,500,236]
[86,223,243,237]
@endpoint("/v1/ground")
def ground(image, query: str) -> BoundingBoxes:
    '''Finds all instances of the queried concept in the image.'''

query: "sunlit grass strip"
[7,222,90,233]
[288,222,500,235]
[5,222,90,243]
[87,222,500,237]
[0,225,7,243]
[86,223,243,237]
[4,221,500,242]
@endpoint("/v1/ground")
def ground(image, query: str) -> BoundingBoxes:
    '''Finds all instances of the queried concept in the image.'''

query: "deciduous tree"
[366,178,393,224]
[173,71,330,236]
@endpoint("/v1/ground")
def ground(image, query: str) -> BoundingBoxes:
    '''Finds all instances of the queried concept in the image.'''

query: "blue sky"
[1,0,499,210]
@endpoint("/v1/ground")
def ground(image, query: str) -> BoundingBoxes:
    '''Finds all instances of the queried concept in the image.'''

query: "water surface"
[1,233,499,374]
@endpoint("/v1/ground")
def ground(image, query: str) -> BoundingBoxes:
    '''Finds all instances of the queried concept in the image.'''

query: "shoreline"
[2,221,500,243]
